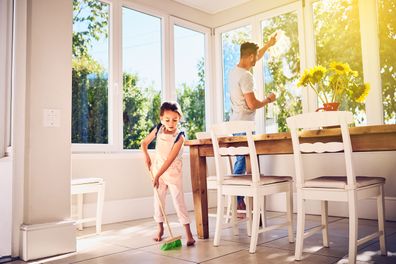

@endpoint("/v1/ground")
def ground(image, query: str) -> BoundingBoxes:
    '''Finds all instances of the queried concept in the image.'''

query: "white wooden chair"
[71,178,105,234]
[195,131,234,223]
[287,111,387,263]
[211,121,294,253]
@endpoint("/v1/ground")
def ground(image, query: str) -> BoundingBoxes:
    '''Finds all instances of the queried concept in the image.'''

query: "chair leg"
[225,195,232,224]
[321,200,329,247]
[348,190,358,264]
[214,192,225,246]
[260,196,267,228]
[377,185,387,256]
[231,196,238,236]
[96,183,105,234]
[295,195,305,260]
[246,196,252,237]
[286,184,294,243]
[249,194,260,254]
[77,193,83,231]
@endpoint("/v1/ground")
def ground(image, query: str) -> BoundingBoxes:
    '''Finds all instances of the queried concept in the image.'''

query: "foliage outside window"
[262,12,302,132]
[174,25,206,140]
[72,0,109,143]
[378,0,396,124]
[122,7,162,149]
[313,0,366,124]
[221,26,252,121]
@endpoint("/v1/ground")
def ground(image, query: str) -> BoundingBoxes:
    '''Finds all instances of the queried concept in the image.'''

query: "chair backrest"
[210,121,260,184]
[286,111,355,189]
[195,131,234,174]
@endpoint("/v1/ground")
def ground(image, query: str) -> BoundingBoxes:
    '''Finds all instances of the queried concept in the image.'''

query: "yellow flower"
[329,61,352,75]
[310,65,326,83]
[355,83,370,103]
[297,69,312,87]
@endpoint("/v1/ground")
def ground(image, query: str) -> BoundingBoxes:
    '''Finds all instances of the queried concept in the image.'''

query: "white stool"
[71,178,105,234]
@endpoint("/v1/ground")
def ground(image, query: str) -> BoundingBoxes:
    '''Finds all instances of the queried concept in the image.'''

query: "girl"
[141,101,195,246]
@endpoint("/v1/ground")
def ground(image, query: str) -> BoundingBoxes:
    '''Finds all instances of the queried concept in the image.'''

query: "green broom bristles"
[160,236,182,251]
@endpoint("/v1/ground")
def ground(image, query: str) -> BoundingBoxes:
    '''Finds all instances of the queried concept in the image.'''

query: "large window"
[261,11,302,132]
[378,0,396,124]
[72,0,110,144]
[312,0,366,124]
[122,7,162,149]
[221,25,252,121]
[174,25,206,139]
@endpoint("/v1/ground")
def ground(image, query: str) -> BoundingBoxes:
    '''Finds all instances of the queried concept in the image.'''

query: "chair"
[286,111,387,263]
[71,178,105,234]
[211,121,294,253]
[195,131,234,222]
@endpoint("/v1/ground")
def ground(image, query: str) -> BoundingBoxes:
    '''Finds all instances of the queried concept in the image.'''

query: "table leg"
[189,146,209,239]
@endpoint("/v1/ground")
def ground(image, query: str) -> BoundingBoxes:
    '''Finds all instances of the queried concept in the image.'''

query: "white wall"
[0,157,12,257]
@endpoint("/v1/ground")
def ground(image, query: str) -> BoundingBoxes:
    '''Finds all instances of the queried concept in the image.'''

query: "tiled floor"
[11,210,396,264]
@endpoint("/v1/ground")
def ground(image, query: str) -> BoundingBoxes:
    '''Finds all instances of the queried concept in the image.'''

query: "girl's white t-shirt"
[228,66,256,121]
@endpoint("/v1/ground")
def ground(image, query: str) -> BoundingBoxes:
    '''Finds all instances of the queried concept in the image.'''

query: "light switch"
[43,109,60,127]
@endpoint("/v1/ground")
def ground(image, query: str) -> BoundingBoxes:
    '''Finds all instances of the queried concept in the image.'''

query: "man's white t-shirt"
[228,66,256,121]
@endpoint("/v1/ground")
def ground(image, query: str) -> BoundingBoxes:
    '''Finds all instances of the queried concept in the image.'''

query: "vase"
[315,102,340,112]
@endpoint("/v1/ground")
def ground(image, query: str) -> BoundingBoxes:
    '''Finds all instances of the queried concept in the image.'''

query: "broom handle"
[150,169,174,238]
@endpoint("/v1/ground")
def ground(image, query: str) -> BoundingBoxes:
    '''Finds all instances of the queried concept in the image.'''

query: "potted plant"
[297,61,370,111]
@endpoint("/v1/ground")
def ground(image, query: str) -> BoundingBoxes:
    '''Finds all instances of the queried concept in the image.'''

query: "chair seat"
[72,177,104,185]
[304,176,385,189]
[221,174,292,186]
[207,175,239,189]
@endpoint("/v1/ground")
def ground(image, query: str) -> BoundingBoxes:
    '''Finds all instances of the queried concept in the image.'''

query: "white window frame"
[305,0,384,124]
[169,16,212,130]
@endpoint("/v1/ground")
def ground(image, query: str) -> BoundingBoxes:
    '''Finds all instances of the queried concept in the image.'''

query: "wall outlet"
[43,109,60,127]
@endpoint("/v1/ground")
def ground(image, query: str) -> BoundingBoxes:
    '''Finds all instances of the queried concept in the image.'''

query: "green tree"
[379,0,396,124]
[177,58,205,140]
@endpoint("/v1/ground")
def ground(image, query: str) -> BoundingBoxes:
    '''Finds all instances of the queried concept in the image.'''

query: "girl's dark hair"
[160,101,183,117]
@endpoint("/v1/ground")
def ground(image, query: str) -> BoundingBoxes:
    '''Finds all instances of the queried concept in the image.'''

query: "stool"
[71,178,105,234]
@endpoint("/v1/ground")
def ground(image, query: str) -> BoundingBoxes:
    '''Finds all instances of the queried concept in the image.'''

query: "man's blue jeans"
[232,133,246,204]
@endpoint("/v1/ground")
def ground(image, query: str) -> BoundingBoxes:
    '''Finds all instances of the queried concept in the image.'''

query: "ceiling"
[172,0,252,14]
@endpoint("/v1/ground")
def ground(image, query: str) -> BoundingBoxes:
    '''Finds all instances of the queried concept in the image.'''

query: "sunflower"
[329,61,352,75]
[355,83,370,103]
[310,65,326,83]
[297,69,312,87]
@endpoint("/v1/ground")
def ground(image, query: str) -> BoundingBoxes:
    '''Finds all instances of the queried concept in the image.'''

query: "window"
[174,24,206,139]
[221,25,252,121]
[378,0,396,124]
[122,7,162,149]
[261,11,302,132]
[312,0,366,124]
[72,0,110,144]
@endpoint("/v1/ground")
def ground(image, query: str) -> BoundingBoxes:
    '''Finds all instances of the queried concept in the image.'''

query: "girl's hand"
[145,156,152,170]
[153,175,160,188]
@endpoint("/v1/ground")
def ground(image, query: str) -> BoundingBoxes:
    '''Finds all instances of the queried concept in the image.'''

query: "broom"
[148,168,182,250]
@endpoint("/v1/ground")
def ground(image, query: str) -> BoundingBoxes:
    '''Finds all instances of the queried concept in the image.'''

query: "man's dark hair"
[160,101,183,117]
[240,42,259,58]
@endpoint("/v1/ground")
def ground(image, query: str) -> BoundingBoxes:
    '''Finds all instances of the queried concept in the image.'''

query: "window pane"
[262,11,302,133]
[175,25,206,140]
[313,0,366,124]
[221,26,252,121]
[122,8,162,149]
[72,0,109,143]
[378,0,396,124]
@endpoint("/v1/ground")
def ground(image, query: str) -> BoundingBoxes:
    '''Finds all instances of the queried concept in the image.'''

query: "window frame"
[169,16,212,131]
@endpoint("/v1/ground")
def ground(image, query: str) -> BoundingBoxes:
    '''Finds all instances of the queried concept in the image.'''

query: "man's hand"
[267,92,276,103]
[266,33,277,48]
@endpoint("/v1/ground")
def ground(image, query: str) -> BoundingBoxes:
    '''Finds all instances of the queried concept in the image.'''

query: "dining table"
[184,124,396,239]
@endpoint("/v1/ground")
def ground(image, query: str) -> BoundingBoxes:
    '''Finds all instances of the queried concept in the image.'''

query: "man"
[228,36,277,212]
